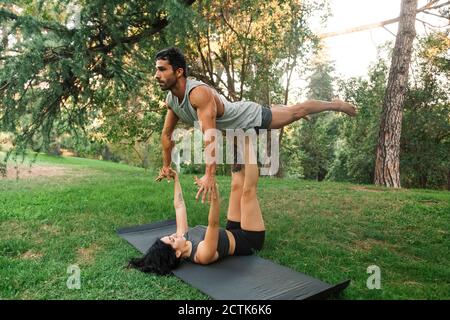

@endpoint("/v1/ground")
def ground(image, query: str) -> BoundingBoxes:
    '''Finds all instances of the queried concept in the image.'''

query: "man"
[154,47,357,202]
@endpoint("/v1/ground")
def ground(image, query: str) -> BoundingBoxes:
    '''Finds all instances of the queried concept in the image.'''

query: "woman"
[128,139,265,275]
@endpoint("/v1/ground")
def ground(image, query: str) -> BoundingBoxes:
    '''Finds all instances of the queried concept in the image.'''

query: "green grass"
[1,154,449,300]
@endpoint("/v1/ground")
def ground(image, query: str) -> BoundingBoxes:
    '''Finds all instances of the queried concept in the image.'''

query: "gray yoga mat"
[117,220,350,300]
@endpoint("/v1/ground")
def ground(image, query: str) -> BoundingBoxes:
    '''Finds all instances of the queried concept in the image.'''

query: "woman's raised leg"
[240,138,265,232]
[227,169,244,223]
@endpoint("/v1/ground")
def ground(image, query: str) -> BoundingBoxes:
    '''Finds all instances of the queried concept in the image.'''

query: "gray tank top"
[184,225,229,262]
[166,78,262,130]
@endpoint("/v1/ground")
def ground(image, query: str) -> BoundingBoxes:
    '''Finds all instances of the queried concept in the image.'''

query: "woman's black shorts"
[226,220,265,255]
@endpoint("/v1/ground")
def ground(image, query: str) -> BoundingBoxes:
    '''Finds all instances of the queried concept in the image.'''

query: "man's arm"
[156,107,179,181]
[189,86,218,202]
[162,108,179,167]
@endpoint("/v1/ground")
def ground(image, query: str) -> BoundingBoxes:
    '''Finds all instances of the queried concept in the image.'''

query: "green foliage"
[297,113,338,181]
[326,32,450,190]
[307,59,334,101]
[58,133,106,158]
[2,2,448,190]
[282,56,338,181]
[299,58,337,180]
[400,32,450,189]
[328,60,388,183]
[184,0,321,105]
[0,0,196,162]
[1,0,327,174]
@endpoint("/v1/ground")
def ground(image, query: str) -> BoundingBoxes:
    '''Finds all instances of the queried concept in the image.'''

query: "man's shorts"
[232,106,272,173]
[254,106,272,133]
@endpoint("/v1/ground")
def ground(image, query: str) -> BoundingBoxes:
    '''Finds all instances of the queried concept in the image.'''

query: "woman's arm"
[195,183,220,264]
[172,170,188,236]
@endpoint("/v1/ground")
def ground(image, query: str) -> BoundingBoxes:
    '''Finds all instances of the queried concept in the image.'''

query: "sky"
[286,0,448,100]
[317,0,402,78]
[312,0,446,78]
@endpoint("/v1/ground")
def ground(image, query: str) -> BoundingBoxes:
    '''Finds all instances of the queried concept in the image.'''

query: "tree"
[0,0,196,165]
[319,0,449,38]
[295,53,336,181]
[401,32,450,189]
[175,0,322,176]
[275,0,324,177]
[328,59,388,183]
[374,0,418,188]
[184,0,319,105]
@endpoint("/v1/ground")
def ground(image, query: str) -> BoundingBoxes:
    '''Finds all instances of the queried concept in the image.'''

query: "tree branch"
[422,9,450,19]
[416,17,449,28]
[383,25,397,37]
[89,0,197,52]
[90,19,168,52]
[0,8,73,35]
[319,0,448,38]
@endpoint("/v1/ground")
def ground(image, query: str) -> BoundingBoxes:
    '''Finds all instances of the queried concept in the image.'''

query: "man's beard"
[159,77,177,91]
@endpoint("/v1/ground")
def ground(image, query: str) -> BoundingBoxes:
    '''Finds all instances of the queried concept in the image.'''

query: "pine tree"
[0,0,195,163]
[299,54,337,181]
[374,0,418,188]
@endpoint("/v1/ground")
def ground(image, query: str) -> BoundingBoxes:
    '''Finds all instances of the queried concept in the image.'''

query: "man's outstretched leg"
[269,99,357,129]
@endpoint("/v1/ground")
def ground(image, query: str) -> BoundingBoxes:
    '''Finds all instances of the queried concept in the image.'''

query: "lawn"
[0,154,449,299]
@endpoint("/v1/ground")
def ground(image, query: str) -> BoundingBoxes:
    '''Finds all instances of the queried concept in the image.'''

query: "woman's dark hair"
[128,239,181,275]
[155,47,187,77]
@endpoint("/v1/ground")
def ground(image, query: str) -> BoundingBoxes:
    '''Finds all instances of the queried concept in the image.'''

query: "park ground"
[0,153,449,299]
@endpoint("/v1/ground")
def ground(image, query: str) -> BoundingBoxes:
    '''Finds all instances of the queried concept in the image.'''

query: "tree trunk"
[419,174,428,189]
[374,0,417,188]
[447,169,450,191]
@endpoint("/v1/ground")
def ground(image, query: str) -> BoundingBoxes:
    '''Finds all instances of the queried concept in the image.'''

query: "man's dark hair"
[128,239,181,275]
[155,47,188,78]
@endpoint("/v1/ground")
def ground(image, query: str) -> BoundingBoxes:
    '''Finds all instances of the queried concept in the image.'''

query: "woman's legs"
[240,138,265,232]
[269,99,357,129]
[227,169,244,223]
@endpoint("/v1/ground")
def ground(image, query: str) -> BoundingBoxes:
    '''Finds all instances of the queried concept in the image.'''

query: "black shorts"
[232,106,272,173]
[254,106,273,132]
[226,220,265,255]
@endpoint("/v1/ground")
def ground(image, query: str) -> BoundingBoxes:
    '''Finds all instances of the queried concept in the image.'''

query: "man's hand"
[194,175,217,203]
[155,166,175,182]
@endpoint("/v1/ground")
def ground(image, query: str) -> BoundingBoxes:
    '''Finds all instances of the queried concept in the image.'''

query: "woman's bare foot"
[332,99,358,116]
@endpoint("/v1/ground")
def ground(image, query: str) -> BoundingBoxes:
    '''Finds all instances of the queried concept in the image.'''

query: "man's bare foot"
[332,99,358,116]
